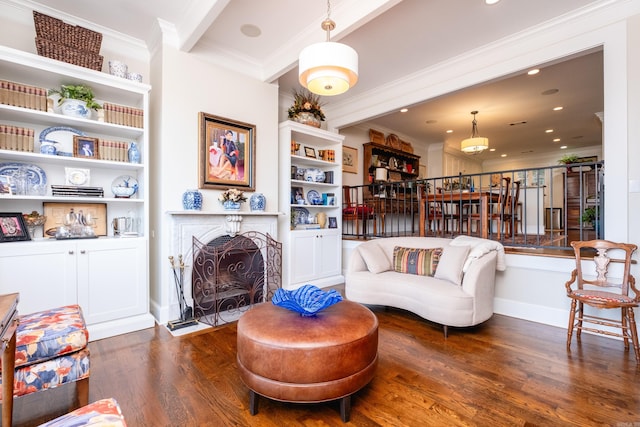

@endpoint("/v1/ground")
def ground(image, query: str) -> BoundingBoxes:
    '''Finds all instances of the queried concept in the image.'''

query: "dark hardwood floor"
[10,307,640,426]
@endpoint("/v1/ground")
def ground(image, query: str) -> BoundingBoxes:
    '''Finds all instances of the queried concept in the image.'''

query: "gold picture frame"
[342,146,358,174]
[73,136,99,159]
[198,112,256,191]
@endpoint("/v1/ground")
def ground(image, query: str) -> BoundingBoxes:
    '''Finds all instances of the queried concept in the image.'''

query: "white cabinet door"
[317,230,341,278]
[0,241,77,314]
[289,230,342,287]
[77,238,147,325]
[290,231,320,284]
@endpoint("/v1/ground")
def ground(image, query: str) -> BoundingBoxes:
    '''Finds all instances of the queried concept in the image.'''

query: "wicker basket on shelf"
[33,11,103,71]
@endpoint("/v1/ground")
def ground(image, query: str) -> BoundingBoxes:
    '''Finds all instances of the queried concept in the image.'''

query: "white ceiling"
[29,0,604,160]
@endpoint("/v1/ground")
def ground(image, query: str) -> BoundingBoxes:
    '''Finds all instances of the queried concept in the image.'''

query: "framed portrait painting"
[73,136,99,159]
[0,212,30,242]
[198,112,256,191]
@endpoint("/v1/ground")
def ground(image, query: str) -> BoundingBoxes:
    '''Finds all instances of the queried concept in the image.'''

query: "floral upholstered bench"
[38,398,127,427]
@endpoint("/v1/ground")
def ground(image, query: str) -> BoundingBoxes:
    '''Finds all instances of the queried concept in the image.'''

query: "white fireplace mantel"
[167,210,283,237]
[166,211,283,217]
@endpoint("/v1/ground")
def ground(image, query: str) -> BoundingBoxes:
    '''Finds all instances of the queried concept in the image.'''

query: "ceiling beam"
[176,0,230,52]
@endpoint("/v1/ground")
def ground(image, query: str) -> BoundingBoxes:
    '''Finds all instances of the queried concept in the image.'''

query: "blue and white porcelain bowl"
[60,99,91,119]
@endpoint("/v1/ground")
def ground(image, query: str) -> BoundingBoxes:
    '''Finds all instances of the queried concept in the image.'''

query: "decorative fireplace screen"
[192,231,282,326]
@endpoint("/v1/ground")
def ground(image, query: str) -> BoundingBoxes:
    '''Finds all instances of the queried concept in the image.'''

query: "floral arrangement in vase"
[218,188,247,210]
[287,89,325,127]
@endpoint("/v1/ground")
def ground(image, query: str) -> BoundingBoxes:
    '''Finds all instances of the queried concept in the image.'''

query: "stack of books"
[51,185,104,197]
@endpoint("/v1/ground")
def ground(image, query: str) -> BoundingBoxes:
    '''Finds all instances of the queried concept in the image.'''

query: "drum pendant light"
[299,0,358,96]
[461,111,489,154]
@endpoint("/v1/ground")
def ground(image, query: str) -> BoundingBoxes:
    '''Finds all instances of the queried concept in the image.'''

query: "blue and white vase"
[223,200,241,211]
[182,189,203,210]
[128,142,141,164]
[249,193,266,212]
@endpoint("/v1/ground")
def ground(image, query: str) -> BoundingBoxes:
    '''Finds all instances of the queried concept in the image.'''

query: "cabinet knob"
[68,250,74,255]
[80,250,86,254]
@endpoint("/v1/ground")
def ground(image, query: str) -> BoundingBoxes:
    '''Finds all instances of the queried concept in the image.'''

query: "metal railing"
[342,161,603,249]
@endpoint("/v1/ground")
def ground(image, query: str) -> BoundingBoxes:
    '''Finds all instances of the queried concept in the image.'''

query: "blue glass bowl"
[272,284,343,316]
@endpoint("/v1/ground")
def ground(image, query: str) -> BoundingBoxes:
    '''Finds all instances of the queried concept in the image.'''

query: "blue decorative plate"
[272,284,343,316]
[39,126,85,157]
[292,207,309,225]
[307,189,321,205]
[0,162,47,190]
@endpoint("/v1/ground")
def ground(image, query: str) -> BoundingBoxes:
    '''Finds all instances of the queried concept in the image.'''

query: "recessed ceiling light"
[485,0,501,4]
[553,106,563,111]
[501,154,507,157]
[553,138,561,142]
[446,129,453,133]
[560,145,568,149]
[527,69,540,75]
[400,108,408,113]
[545,129,554,133]
[489,148,496,152]
[240,24,261,37]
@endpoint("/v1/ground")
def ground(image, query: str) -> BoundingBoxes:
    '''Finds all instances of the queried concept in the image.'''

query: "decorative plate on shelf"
[292,207,309,225]
[303,167,325,183]
[307,189,321,205]
[39,126,86,157]
[111,175,138,198]
[0,162,47,187]
[65,167,90,186]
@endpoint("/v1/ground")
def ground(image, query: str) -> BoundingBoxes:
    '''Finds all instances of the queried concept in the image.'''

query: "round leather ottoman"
[237,300,378,422]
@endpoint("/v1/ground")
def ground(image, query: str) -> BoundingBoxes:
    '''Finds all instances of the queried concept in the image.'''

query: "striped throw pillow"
[393,246,443,277]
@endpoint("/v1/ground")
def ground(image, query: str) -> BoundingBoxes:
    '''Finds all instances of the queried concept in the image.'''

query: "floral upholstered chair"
[0,305,90,416]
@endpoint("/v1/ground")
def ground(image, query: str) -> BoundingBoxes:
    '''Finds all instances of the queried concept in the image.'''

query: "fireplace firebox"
[192,231,281,326]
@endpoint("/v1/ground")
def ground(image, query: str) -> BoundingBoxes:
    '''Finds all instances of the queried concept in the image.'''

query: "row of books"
[103,102,144,128]
[97,139,135,162]
[0,125,35,152]
[0,80,48,111]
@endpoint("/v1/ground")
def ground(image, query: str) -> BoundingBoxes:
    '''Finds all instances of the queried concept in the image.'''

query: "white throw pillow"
[358,242,392,274]
[434,245,470,285]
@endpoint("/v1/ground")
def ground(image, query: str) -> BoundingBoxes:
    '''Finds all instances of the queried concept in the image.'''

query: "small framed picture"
[291,186,305,204]
[304,146,316,158]
[73,136,99,159]
[0,175,13,195]
[328,216,338,229]
[0,212,31,242]
[342,146,358,174]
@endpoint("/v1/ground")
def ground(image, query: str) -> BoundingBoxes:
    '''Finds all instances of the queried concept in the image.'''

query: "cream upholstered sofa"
[345,236,505,337]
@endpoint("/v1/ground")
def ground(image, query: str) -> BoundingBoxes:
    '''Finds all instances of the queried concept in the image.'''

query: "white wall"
[149,42,279,323]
